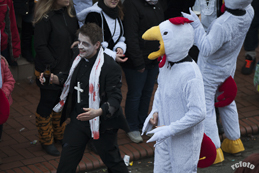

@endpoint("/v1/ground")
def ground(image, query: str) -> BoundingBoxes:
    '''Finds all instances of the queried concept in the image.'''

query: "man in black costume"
[40,23,129,173]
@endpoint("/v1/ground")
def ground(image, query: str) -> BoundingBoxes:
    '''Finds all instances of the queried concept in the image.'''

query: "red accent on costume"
[169,17,193,25]
[198,133,217,168]
[0,0,21,59]
[93,131,99,139]
[215,76,237,107]
[159,54,167,68]
[96,58,101,70]
[89,83,94,94]
[93,92,96,101]
[221,3,225,13]
[0,89,10,124]
[1,59,15,105]
[60,100,65,106]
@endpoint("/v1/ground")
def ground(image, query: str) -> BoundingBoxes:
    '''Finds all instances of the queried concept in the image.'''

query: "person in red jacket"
[0,56,15,164]
[0,0,21,66]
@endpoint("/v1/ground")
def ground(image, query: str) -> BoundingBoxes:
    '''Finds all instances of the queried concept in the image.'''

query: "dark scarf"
[168,55,193,68]
[225,6,246,16]
[98,0,119,19]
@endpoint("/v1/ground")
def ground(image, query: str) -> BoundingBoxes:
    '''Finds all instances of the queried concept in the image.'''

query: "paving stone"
[81,155,94,170]
[85,153,101,169]
[20,156,46,165]
[0,161,24,170]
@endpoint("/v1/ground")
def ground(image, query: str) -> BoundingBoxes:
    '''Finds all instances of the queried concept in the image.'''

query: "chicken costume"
[141,17,208,173]
[183,0,254,164]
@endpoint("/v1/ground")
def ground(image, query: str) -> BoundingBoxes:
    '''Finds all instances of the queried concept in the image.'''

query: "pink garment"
[1,58,15,105]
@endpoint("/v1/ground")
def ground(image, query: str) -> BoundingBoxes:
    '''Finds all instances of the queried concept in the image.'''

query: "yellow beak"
[142,26,165,60]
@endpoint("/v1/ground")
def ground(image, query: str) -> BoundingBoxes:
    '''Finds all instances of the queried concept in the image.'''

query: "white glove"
[146,126,172,146]
[182,8,201,29]
[141,111,154,135]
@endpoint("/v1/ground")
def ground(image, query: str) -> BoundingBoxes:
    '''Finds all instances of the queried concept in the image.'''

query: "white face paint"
[78,33,98,59]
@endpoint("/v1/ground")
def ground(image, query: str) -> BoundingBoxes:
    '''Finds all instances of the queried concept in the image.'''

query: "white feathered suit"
[183,0,254,158]
[142,20,206,173]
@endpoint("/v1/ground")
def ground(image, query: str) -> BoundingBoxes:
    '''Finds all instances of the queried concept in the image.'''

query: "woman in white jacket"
[77,0,127,63]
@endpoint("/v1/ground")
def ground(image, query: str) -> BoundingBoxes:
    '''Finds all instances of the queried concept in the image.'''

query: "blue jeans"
[122,66,159,132]
[244,0,259,51]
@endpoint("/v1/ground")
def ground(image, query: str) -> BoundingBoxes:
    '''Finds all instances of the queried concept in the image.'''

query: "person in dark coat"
[13,0,35,63]
[39,23,129,173]
[33,0,78,156]
[121,0,164,143]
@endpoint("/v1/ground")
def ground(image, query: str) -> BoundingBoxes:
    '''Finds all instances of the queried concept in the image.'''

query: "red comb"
[169,17,193,25]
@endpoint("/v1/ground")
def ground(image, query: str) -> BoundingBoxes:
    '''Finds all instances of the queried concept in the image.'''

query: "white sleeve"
[104,47,117,61]
[102,41,117,61]
[194,22,227,57]
[113,36,127,54]
[169,78,206,136]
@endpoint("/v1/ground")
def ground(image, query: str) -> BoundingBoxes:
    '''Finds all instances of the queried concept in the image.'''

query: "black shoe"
[241,54,256,75]
[54,139,63,145]
[41,144,60,156]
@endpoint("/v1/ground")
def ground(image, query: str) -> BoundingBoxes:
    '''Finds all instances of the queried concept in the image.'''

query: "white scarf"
[53,48,104,139]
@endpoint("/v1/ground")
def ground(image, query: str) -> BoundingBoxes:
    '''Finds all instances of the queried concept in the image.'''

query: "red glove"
[215,76,237,108]
[0,89,10,125]
[198,133,217,168]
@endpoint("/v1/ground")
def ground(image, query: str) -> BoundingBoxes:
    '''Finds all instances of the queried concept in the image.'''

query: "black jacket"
[58,53,130,133]
[13,0,34,16]
[34,8,78,89]
[121,0,164,70]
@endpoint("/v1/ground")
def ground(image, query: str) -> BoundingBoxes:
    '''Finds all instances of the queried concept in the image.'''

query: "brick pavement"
[0,47,259,173]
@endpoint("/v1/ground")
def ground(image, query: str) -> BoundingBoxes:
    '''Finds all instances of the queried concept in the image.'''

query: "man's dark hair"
[77,23,103,44]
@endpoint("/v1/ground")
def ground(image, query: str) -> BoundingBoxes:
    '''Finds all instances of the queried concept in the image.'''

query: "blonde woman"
[33,0,78,156]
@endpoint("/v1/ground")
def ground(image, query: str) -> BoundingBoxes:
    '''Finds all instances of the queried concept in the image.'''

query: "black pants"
[36,88,62,118]
[57,116,128,173]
